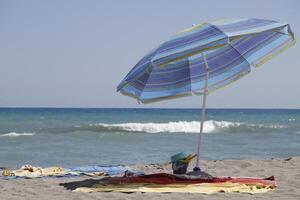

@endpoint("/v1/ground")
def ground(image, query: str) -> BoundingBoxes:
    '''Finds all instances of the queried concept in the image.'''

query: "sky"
[0,0,299,108]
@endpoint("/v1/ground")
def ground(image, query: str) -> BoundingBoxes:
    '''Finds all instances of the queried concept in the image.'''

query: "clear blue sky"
[0,0,299,108]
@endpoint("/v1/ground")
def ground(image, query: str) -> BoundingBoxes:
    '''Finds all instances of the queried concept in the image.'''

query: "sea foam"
[0,132,35,137]
[90,120,239,133]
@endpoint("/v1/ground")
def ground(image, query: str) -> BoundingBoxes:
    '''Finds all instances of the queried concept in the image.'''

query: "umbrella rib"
[159,23,222,54]
[229,31,289,68]
[209,23,253,68]
[135,63,156,100]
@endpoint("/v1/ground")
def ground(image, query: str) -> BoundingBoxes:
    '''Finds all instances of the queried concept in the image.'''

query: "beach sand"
[1,157,300,200]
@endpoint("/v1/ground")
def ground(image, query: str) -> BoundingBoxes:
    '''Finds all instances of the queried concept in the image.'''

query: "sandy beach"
[1,157,299,200]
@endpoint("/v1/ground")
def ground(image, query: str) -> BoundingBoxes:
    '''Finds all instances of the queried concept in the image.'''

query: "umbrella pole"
[194,52,209,172]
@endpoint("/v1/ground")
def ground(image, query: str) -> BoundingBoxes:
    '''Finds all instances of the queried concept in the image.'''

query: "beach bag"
[171,152,196,174]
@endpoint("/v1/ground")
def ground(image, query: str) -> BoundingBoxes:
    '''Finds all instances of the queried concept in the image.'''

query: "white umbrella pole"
[194,52,209,171]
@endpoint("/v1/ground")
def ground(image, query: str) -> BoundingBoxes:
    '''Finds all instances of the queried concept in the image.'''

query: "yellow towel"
[4,165,107,178]
[2,169,10,176]
[11,165,67,178]
[73,182,273,194]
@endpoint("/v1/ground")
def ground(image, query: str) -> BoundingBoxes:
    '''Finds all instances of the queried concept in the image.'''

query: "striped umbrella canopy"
[117,18,295,171]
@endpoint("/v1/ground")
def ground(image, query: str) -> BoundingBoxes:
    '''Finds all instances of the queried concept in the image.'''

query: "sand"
[1,157,300,200]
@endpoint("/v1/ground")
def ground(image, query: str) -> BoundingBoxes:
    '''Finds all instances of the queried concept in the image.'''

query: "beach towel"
[0,165,129,179]
[67,165,129,176]
[73,173,275,194]
[9,165,68,178]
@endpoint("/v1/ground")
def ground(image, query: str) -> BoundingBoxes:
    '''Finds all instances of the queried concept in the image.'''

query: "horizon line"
[0,107,300,110]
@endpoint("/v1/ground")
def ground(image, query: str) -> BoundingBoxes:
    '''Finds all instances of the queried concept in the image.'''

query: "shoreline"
[1,107,300,110]
[1,157,299,199]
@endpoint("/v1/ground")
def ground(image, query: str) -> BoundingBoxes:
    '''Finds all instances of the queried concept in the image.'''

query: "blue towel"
[66,165,129,176]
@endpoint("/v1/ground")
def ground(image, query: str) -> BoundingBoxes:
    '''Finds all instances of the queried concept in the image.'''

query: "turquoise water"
[0,108,300,168]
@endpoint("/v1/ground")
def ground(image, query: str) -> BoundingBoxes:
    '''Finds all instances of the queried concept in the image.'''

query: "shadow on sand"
[60,177,109,190]
[60,171,214,191]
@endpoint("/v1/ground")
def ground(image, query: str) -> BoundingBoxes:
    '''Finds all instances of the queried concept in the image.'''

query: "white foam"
[0,132,35,137]
[254,124,287,129]
[93,120,239,133]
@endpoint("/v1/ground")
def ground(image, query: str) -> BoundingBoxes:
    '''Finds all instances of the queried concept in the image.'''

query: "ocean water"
[0,108,300,168]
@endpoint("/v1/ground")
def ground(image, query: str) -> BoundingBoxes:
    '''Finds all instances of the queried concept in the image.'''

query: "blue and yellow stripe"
[117,18,295,103]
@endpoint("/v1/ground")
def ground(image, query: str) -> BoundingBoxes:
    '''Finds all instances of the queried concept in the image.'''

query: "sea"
[0,108,300,168]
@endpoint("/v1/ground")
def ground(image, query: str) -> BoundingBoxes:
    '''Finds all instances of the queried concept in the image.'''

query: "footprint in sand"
[249,169,265,173]
[240,162,253,169]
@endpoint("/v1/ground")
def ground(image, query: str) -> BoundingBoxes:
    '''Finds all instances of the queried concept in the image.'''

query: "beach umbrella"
[117,18,295,172]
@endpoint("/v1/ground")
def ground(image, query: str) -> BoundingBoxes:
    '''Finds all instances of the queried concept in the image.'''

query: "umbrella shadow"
[60,177,110,190]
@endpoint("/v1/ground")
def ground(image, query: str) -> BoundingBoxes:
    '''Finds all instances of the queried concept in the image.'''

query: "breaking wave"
[0,132,35,137]
[89,120,237,133]
[2,121,291,135]
[78,120,287,134]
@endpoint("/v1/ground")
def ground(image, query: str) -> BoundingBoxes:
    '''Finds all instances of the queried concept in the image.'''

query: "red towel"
[105,173,275,188]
